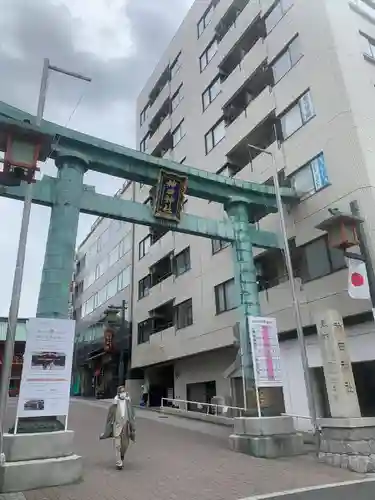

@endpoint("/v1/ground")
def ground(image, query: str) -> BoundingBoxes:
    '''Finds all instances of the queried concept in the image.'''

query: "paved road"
[16,398,365,500]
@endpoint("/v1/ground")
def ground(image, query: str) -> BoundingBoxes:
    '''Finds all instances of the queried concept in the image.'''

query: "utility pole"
[118,300,128,387]
[0,59,90,464]
[247,143,317,429]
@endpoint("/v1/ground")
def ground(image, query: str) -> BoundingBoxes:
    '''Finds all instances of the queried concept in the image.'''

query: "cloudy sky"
[0,0,194,317]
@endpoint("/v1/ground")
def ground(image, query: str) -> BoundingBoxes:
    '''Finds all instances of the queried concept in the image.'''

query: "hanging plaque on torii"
[153,169,187,222]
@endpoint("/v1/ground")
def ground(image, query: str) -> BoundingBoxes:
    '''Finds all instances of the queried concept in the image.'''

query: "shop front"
[73,310,131,398]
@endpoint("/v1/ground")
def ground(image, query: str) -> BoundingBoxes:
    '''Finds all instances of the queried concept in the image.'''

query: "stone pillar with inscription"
[316,309,375,473]
[316,309,360,418]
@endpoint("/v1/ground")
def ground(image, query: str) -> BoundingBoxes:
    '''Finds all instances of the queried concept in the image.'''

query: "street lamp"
[247,143,317,429]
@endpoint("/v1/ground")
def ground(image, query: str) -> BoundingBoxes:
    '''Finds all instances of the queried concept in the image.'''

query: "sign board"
[247,316,283,387]
[16,318,75,419]
[316,309,360,418]
[153,169,187,222]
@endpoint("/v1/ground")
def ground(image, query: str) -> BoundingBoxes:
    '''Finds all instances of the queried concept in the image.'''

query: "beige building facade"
[74,0,375,426]
[133,0,375,424]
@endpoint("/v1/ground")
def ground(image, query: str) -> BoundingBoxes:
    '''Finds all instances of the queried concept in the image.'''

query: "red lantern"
[2,133,41,185]
[104,327,114,352]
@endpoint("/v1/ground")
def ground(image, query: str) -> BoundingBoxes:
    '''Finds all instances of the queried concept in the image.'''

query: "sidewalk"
[19,398,362,500]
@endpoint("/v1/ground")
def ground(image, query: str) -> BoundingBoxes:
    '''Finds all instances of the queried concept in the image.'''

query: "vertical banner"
[16,318,75,419]
[247,316,283,387]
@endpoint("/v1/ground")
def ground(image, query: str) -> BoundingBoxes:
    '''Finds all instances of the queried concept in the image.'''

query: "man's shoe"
[116,461,123,470]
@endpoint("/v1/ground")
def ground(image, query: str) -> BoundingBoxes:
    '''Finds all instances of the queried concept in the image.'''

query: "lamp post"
[0,59,90,463]
[247,143,317,429]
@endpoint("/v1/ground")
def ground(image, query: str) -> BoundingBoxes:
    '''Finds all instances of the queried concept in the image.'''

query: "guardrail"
[161,397,247,418]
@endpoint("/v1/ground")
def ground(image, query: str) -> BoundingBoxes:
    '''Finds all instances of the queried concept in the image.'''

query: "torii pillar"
[0,156,85,493]
[37,155,87,319]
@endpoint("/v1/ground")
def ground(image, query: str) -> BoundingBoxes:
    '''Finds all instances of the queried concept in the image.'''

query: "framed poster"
[247,316,283,388]
[16,318,75,419]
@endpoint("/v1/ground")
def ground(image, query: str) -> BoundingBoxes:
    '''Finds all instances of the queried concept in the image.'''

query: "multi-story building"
[131,0,375,424]
[72,181,135,398]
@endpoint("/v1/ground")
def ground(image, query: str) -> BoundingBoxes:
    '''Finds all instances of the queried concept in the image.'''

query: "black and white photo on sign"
[30,351,67,371]
[23,399,45,411]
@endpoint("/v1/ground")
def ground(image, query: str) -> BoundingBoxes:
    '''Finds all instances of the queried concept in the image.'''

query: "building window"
[172,120,184,147]
[205,119,225,153]
[215,278,237,314]
[202,76,221,110]
[272,36,302,83]
[121,235,132,257]
[301,236,346,282]
[200,39,218,71]
[212,239,230,254]
[139,275,151,299]
[107,277,117,299]
[140,105,148,126]
[118,266,130,290]
[265,0,293,33]
[175,299,193,330]
[170,52,182,78]
[280,90,315,140]
[139,235,151,259]
[174,247,191,276]
[198,2,215,37]
[140,136,147,152]
[291,153,329,200]
[138,319,153,344]
[171,85,183,111]
[109,244,120,267]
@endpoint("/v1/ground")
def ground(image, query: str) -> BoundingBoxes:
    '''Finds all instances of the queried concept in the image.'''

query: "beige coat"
[100,397,136,442]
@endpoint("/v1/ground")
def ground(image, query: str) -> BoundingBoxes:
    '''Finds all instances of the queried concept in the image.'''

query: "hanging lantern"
[0,124,45,186]
[103,326,115,352]
[316,213,362,250]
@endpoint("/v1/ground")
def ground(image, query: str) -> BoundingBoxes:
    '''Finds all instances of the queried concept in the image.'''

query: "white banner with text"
[16,317,75,419]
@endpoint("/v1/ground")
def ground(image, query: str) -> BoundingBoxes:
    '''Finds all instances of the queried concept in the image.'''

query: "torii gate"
[0,100,297,409]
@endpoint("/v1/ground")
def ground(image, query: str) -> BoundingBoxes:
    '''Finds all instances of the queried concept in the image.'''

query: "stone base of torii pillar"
[229,416,304,458]
[0,431,82,493]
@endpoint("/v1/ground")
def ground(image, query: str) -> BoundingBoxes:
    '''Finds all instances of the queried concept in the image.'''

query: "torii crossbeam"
[0,99,297,412]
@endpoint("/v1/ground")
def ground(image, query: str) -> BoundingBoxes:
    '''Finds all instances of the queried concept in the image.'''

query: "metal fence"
[161,397,247,418]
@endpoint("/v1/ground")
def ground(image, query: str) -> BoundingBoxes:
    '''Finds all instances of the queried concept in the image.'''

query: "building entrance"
[147,363,174,407]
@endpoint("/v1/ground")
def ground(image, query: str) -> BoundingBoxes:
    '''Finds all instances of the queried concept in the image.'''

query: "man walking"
[100,385,135,470]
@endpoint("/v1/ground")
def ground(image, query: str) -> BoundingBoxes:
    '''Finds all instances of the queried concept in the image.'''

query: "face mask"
[119,393,126,400]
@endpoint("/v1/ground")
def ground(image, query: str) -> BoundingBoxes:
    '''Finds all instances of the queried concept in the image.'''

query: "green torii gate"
[0,100,297,407]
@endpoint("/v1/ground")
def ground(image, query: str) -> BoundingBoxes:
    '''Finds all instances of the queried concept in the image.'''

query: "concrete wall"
[280,320,375,431]
[173,347,236,401]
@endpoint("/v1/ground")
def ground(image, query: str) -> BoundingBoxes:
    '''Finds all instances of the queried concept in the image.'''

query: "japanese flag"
[348,258,370,300]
